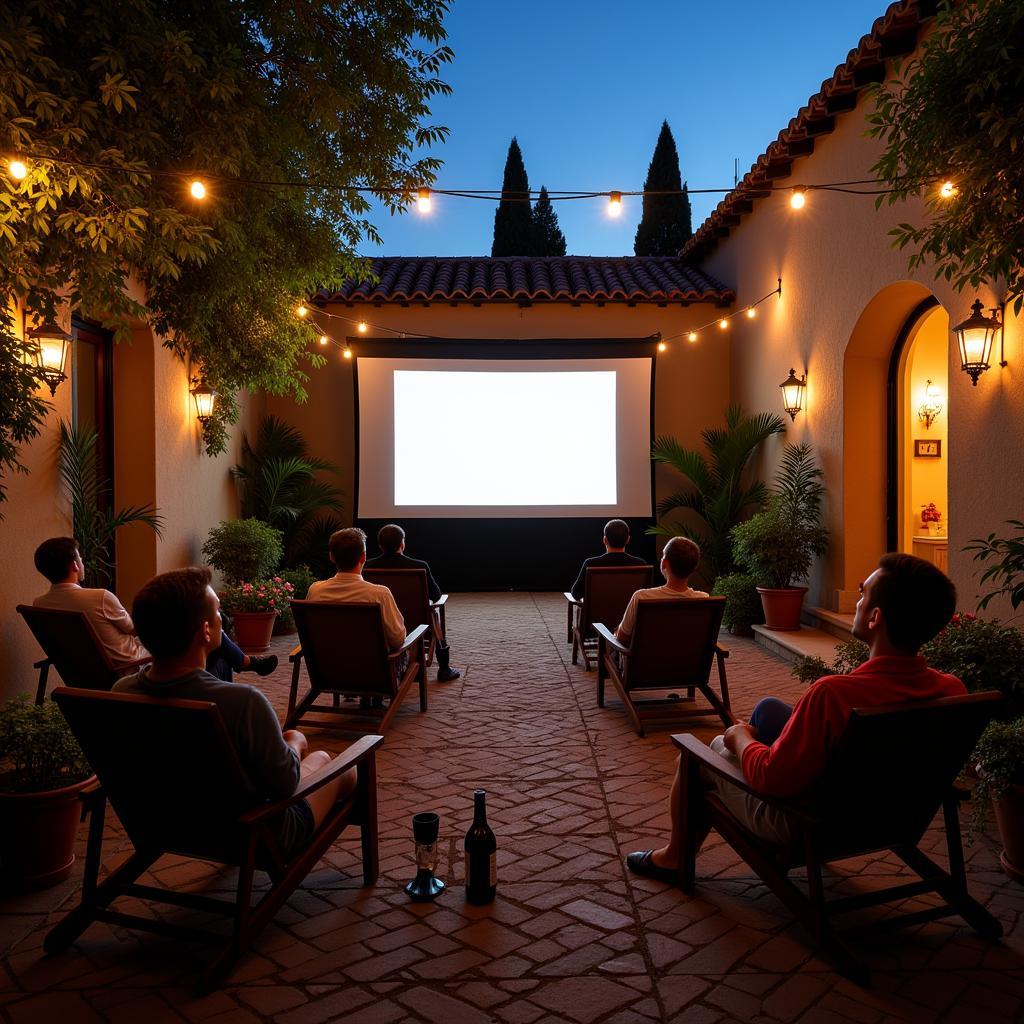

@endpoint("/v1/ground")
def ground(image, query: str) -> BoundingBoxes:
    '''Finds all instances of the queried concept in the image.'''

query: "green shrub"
[791,639,869,685]
[969,717,1024,839]
[202,518,283,584]
[275,565,317,632]
[0,697,92,794]
[711,572,764,635]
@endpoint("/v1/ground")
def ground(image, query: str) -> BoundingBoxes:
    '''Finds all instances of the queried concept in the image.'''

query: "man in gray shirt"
[114,567,354,855]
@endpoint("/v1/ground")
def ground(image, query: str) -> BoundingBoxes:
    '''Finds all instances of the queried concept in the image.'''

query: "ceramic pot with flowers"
[221,577,294,654]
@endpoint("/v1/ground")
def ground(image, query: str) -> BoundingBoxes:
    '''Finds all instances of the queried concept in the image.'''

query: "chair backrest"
[17,604,121,690]
[625,597,726,690]
[582,566,654,633]
[807,690,1002,856]
[291,600,395,696]
[363,569,431,630]
[53,687,255,862]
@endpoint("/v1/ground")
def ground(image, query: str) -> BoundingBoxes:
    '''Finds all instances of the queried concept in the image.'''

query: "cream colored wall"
[703,85,1021,615]
[264,302,732,540]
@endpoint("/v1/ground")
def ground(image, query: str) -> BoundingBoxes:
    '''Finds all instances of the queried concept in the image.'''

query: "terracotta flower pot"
[0,774,96,889]
[230,610,278,654]
[994,782,1024,884]
[756,586,808,631]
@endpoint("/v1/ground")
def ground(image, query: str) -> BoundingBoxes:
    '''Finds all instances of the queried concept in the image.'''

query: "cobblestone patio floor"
[2,592,1023,1023]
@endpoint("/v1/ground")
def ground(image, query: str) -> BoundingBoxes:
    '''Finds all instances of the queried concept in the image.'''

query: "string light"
[318,334,329,346]
[718,318,729,330]
[790,187,806,210]
[296,304,308,318]
[745,307,756,319]
[7,158,27,181]
[416,187,432,214]
[607,191,623,217]
[357,321,368,333]
[189,179,207,200]
[939,180,958,199]
[688,331,698,343]
[343,345,352,359]
[657,341,667,353]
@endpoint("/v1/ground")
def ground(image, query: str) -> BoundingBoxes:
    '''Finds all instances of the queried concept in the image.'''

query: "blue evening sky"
[363,0,889,258]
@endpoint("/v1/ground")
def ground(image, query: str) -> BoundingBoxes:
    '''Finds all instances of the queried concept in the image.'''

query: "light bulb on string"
[607,191,622,217]
[746,307,757,319]
[416,187,432,214]
[688,332,698,343]
[318,335,328,346]
[343,345,352,360]
[357,321,368,333]
[657,341,667,353]
[939,181,958,200]
[296,304,308,319]
[189,179,207,200]
[8,158,28,181]
[718,318,729,330]
[790,187,806,210]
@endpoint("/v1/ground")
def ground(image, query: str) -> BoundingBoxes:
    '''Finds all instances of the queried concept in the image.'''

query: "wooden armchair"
[594,596,733,736]
[563,565,653,671]
[16,604,150,704]
[363,567,447,666]
[46,686,383,993]
[287,600,428,734]
[672,691,1004,985]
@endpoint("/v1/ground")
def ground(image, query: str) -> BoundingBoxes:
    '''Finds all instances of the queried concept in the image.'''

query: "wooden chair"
[673,691,1004,985]
[563,565,653,671]
[45,686,383,993]
[594,596,733,736]
[16,604,150,704]
[363,568,447,666]
[287,600,428,734]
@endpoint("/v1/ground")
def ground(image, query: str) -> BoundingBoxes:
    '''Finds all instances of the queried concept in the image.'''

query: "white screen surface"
[358,356,652,519]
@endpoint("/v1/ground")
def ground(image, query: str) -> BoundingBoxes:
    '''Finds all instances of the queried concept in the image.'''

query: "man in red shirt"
[626,552,965,881]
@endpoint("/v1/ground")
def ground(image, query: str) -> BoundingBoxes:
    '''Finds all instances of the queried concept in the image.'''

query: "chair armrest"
[430,594,449,608]
[390,623,429,658]
[240,735,385,824]
[593,622,629,656]
[563,592,582,606]
[715,642,729,659]
[289,644,303,664]
[116,656,152,672]
[33,657,52,670]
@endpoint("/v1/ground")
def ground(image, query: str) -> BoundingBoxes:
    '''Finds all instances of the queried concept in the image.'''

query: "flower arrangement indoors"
[921,502,943,536]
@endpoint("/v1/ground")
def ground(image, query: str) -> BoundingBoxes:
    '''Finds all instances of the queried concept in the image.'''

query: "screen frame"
[350,335,658,523]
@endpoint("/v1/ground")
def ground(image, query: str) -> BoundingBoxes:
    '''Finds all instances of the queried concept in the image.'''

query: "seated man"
[114,568,352,851]
[364,523,460,682]
[32,536,276,680]
[570,518,647,600]
[625,552,966,882]
[615,536,708,646]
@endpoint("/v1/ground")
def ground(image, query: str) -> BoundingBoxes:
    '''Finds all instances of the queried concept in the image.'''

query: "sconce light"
[190,378,218,424]
[24,316,72,396]
[779,368,807,421]
[917,380,943,430]
[953,299,1004,386]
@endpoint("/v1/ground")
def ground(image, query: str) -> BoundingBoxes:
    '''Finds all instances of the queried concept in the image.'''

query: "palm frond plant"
[650,404,786,582]
[231,415,344,567]
[57,422,164,588]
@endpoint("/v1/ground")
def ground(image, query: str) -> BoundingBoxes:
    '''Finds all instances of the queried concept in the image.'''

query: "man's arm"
[419,560,442,603]
[101,590,137,635]
[615,593,637,645]
[241,690,302,800]
[570,558,591,601]
[382,592,406,649]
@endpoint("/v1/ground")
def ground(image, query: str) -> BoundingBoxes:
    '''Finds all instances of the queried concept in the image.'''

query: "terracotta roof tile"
[321,256,733,305]
[682,0,930,261]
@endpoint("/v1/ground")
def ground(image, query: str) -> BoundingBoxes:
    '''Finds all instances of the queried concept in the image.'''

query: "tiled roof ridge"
[322,255,734,305]
[682,0,931,261]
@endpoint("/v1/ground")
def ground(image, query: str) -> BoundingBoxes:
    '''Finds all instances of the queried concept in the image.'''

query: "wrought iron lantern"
[953,299,1002,386]
[779,368,807,421]
[25,317,71,396]
[190,379,218,424]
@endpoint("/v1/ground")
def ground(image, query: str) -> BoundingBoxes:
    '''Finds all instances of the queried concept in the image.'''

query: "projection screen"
[357,356,652,519]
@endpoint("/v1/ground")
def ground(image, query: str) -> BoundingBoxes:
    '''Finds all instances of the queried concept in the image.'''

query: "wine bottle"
[464,789,497,905]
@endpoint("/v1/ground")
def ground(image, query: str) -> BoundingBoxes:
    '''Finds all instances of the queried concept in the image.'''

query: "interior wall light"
[917,380,943,429]
[24,316,72,396]
[780,368,807,421]
[190,378,217,424]
[953,299,1004,386]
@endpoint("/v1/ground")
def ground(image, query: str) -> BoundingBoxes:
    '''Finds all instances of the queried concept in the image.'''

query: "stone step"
[752,624,843,665]
[806,606,855,642]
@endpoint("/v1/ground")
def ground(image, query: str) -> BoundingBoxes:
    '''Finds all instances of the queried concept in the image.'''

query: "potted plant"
[970,719,1024,882]
[274,565,316,635]
[921,502,943,536]
[730,443,828,631]
[220,577,294,654]
[202,518,284,585]
[711,572,764,637]
[0,696,94,889]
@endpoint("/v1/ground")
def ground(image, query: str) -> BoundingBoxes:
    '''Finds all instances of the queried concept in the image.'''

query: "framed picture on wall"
[914,439,942,458]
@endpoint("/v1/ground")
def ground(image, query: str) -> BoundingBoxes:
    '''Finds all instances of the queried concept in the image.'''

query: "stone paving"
[2,591,1023,1023]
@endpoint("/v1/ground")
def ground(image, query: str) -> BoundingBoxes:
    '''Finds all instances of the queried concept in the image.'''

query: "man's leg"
[749,697,792,745]
[432,608,460,681]
[206,634,278,682]
[299,750,358,828]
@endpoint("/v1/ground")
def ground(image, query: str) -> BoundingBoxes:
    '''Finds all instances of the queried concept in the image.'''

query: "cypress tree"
[491,137,535,256]
[531,187,567,256]
[633,121,692,256]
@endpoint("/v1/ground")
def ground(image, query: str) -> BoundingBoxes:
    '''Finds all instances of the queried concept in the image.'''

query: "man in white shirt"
[615,536,709,645]
[307,528,406,649]
[32,537,277,679]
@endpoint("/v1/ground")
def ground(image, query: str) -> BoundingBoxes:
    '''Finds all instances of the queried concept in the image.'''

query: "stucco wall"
[701,85,1022,615]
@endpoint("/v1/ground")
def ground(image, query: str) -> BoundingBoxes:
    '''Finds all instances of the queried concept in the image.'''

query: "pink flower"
[274,576,282,582]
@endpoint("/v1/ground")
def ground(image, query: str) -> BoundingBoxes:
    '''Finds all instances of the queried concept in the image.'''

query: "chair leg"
[717,651,733,715]
[34,661,51,705]
[358,756,380,885]
[417,647,427,712]
[571,626,579,665]
[566,603,573,645]
[287,657,302,724]
[678,755,703,895]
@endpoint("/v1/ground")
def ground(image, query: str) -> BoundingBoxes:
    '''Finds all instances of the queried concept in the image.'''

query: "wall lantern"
[953,299,1003,386]
[25,317,72,396]
[917,379,943,430]
[190,378,218,424]
[779,368,807,421]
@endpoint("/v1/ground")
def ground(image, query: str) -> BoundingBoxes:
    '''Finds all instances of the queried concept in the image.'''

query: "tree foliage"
[531,186,566,256]
[634,121,692,257]
[491,137,534,256]
[868,0,1024,311]
[0,0,453,498]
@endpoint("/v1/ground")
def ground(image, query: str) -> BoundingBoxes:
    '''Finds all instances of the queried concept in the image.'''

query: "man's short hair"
[132,567,214,659]
[872,552,956,652]
[378,524,405,555]
[603,519,630,549]
[34,537,80,584]
[663,536,701,579]
[329,527,367,570]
